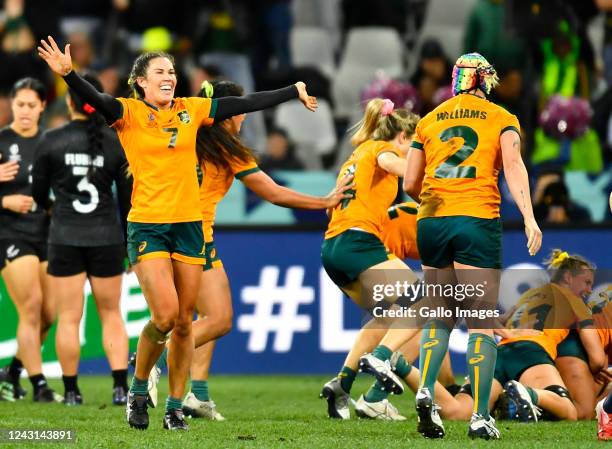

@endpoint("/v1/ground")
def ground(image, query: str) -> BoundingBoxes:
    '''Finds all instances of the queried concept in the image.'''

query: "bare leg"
[192,267,232,348]
[90,275,128,370]
[167,259,200,400]
[519,364,578,420]
[2,256,45,376]
[133,259,178,381]
[51,273,87,376]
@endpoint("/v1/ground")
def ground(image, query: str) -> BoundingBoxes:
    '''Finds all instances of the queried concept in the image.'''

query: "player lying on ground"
[556,285,612,419]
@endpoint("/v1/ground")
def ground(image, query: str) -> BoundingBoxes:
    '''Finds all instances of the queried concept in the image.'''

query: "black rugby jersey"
[0,127,48,241]
[32,120,131,247]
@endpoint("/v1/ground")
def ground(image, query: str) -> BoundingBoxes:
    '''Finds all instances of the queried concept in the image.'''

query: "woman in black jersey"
[0,78,59,403]
[32,73,131,407]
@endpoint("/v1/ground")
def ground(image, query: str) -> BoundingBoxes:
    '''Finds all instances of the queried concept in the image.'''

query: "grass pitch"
[0,375,599,448]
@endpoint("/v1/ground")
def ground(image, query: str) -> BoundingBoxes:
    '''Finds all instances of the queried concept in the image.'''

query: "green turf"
[0,375,600,448]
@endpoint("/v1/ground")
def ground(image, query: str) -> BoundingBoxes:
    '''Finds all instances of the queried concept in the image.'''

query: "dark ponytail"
[196,80,255,170]
[68,72,105,180]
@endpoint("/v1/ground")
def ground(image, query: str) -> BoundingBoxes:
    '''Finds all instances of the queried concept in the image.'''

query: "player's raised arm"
[37,36,122,124]
[214,81,317,122]
[500,129,542,256]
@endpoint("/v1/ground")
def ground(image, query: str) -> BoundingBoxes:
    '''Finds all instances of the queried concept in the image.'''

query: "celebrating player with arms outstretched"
[37,35,317,431]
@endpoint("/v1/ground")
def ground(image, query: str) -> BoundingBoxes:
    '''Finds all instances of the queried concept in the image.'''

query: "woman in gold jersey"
[451,250,607,423]
[38,37,318,431]
[361,52,542,440]
[144,79,353,419]
[319,98,422,420]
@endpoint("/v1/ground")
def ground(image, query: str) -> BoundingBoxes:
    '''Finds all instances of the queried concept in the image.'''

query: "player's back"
[414,94,519,220]
[36,121,128,246]
[501,283,593,358]
[325,140,399,240]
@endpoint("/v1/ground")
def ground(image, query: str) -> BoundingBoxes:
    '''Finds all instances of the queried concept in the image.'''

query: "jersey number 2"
[435,125,478,179]
[72,166,99,213]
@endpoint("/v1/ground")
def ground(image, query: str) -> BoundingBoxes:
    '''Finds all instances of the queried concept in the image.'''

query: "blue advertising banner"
[2,228,610,376]
[195,228,612,375]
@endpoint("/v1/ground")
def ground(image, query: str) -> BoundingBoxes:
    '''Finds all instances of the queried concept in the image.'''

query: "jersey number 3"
[435,125,478,179]
[72,166,99,213]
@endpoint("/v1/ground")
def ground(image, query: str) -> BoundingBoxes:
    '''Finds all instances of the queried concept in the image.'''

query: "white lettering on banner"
[237,266,314,352]
[121,272,150,339]
[319,268,358,351]
[0,273,149,363]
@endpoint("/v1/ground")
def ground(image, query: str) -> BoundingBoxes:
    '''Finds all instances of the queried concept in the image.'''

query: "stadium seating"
[290,27,336,79]
[199,52,267,152]
[406,0,477,75]
[332,27,405,118]
[274,99,337,169]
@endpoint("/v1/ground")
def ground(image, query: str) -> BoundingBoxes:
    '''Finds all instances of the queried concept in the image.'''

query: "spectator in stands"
[538,20,592,108]
[409,39,451,115]
[0,0,51,92]
[591,84,612,166]
[532,95,604,173]
[533,169,592,223]
[464,0,527,70]
[258,128,304,172]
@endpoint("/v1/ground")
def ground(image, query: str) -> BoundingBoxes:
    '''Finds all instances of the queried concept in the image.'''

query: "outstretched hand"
[294,82,318,112]
[37,36,73,76]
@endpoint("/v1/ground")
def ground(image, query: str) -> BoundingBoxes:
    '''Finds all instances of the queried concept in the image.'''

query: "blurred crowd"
[0,0,610,224]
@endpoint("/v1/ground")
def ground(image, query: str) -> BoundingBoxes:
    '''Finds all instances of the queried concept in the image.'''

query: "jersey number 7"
[435,125,478,179]
[163,127,179,149]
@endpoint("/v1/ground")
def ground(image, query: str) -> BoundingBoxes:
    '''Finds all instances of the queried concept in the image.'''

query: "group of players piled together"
[0,33,609,440]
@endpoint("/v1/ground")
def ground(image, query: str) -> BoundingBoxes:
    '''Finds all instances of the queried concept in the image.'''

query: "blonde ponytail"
[349,98,420,147]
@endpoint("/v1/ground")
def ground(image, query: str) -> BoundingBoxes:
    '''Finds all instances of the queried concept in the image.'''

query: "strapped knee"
[142,320,171,345]
[545,385,571,400]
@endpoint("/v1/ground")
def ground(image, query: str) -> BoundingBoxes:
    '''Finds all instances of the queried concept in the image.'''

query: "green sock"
[363,354,412,403]
[525,385,539,405]
[129,376,148,396]
[371,344,392,361]
[155,348,167,370]
[338,366,357,394]
[393,353,412,378]
[467,333,497,419]
[418,320,450,401]
[364,380,389,403]
[192,380,209,401]
[165,396,182,412]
